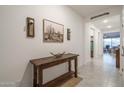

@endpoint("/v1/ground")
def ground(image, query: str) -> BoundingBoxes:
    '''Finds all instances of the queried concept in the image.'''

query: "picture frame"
[27,17,35,37]
[67,28,71,40]
[43,19,64,42]
[90,36,94,58]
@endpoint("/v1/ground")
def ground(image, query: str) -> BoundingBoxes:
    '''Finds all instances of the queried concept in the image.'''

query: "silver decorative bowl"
[50,52,65,58]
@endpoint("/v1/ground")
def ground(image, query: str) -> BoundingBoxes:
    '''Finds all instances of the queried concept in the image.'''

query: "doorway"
[103,32,120,54]
[103,32,120,68]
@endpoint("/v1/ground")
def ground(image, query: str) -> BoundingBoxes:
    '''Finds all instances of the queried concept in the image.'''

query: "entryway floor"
[76,53,124,87]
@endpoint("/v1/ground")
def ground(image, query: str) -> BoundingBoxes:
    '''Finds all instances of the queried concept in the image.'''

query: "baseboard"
[0,81,32,87]
[0,82,16,87]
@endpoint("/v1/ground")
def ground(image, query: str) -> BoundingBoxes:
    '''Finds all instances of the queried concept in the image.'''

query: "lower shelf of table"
[41,71,75,87]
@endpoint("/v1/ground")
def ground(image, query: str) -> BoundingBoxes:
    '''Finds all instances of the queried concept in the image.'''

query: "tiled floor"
[76,53,124,87]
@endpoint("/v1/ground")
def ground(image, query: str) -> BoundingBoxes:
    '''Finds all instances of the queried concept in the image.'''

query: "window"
[104,37,120,49]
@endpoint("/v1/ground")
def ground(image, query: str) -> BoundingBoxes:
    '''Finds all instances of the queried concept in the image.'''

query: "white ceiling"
[69,5,119,17]
[92,15,120,32]
[69,5,121,32]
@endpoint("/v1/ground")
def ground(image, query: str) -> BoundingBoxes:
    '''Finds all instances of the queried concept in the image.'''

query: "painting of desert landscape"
[43,19,64,42]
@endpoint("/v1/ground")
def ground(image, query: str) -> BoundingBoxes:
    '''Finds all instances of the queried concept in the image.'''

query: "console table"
[30,53,79,87]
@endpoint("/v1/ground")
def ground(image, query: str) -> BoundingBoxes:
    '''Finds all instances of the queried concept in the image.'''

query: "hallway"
[76,54,124,87]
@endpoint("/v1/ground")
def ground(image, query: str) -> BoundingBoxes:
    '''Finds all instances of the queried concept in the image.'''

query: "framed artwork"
[90,36,94,58]
[67,28,71,40]
[43,19,64,42]
[27,17,35,37]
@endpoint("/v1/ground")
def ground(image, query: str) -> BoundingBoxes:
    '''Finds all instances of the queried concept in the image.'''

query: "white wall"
[0,5,85,86]
[93,26,103,58]
[84,22,91,62]
[98,31,103,57]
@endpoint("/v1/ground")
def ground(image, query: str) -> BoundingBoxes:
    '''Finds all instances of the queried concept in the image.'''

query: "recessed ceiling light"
[103,19,108,23]
[107,25,112,28]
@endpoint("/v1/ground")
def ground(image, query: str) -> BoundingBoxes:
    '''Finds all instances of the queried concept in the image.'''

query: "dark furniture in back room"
[116,49,120,68]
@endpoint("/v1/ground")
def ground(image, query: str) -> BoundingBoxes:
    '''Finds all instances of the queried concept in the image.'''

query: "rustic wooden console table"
[30,53,79,87]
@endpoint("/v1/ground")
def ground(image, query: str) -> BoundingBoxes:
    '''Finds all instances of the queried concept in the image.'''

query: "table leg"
[33,65,38,87]
[74,57,78,78]
[38,66,43,87]
[68,60,71,72]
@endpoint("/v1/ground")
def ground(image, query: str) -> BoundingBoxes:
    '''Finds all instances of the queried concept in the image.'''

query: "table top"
[30,53,79,66]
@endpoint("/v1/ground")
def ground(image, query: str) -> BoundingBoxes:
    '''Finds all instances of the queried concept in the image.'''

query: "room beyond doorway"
[103,32,120,68]
[103,32,120,54]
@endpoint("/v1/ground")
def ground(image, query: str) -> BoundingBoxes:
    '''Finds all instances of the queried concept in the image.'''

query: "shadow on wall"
[18,62,33,87]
